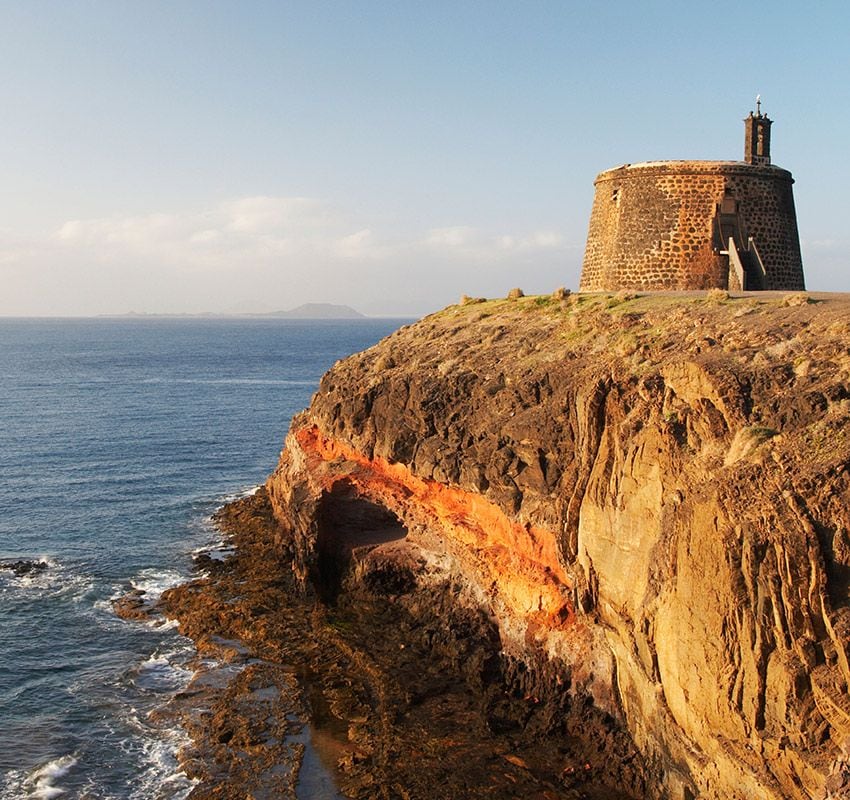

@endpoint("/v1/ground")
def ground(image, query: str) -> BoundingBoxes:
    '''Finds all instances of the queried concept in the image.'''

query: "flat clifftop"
[267,291,850,800]
[309,290,850,513]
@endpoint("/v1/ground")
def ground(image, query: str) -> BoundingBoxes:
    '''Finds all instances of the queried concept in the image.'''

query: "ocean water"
[0,317,409,799]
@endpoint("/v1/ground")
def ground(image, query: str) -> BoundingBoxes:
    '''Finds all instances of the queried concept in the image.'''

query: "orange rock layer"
[293,424,575,629]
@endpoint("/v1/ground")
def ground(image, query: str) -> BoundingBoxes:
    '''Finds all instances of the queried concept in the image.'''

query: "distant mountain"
[264,303,366,319]
[101,303,367,319]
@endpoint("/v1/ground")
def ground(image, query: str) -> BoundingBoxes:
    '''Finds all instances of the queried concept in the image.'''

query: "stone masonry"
[580,110,805,292]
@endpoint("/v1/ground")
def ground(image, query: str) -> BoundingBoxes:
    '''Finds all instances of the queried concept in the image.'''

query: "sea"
[0,316,410,800]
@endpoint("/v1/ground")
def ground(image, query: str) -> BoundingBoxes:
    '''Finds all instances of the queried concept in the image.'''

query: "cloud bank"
[1,195,577,316]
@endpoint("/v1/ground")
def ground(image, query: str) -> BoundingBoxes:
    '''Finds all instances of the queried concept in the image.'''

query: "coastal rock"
[0,559,49,577]
[262,292,850,799]
[112,589,153,622]
[160,489,644,798]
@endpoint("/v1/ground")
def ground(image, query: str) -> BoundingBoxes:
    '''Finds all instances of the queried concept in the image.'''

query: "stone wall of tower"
[579,161,805,292]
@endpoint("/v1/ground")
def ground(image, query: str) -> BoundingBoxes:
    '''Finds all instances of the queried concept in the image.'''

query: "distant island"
[259,303,365,319]
[105,303,367,319]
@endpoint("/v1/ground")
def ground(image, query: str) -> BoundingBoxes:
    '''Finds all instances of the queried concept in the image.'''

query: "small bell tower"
[744,95,772,165]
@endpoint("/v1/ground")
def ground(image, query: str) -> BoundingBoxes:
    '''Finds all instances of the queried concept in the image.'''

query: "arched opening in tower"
[314,479,408,603]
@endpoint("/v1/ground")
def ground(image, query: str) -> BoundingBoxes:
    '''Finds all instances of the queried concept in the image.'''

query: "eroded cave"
[314,479,408,602]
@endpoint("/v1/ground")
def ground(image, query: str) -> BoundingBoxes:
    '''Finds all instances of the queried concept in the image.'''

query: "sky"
[1,1,848,317]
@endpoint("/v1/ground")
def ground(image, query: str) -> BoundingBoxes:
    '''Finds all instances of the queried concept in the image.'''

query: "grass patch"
[605,290,637,309]
[747,426,779,443]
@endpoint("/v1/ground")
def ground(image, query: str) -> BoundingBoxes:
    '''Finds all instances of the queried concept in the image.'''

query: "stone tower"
[744,96,772,165]
[579,105,805,292]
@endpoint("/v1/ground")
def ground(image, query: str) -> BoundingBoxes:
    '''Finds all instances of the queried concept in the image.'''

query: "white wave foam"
[0,557,93,601]
[190,533,226,555]
[92,597,117,614]
[0,555,57,587]
[0,754,79,800]
[128,727,196,800]
[31,754,77,800]
[134,652,194,693]
[182,484,260,560]
[117,650,198,800]
[217,484,262,504]
[206,547,235,562]
[106,711,196,800]
[192,539,235,564]
[98,567,193,631]
[141,377,316,386]
[129,568,187,601]
[90,596,178,632]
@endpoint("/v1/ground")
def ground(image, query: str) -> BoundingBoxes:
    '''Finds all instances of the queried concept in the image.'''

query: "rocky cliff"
[264,291,850,800]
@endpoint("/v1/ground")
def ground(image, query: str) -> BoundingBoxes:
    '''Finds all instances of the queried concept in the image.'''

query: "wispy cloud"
[53,197,363,268]
[221,196,330,234]
[424,225,564,261]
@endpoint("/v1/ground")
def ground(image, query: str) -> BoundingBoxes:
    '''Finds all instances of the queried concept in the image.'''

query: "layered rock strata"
[264,291,850,800]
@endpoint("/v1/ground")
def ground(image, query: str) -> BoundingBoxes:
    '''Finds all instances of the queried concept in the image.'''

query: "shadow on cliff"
[304,483,648,799]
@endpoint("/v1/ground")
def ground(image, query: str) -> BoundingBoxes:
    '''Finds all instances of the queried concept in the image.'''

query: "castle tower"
[579,106,804,292]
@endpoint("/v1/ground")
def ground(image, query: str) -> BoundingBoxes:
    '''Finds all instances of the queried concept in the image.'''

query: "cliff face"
[266,292,850,800]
